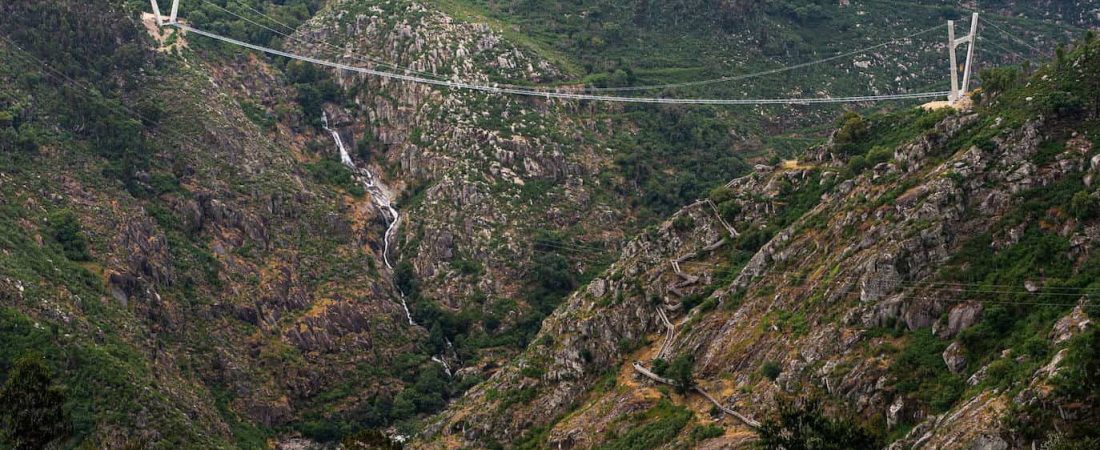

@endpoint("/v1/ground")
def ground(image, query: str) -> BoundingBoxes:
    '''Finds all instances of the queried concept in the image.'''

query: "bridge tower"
[948,12,979,104]
[149,0,180,26]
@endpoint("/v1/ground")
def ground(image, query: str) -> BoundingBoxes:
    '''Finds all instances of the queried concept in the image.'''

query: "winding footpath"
[631,361,761,429]
[633,293,761,429]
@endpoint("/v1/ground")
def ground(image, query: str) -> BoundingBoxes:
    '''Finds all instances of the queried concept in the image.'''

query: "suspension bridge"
[148,0,984,107]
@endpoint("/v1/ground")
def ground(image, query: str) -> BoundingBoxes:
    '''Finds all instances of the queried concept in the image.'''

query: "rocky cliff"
[417,37,1100,449]
[1,0,1097,448]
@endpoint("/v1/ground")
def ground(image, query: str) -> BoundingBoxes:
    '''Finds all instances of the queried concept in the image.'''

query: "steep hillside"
[417,36,1100,449]
[276,0,1099,392]
[0,0,425,446]
[0,0,1096,448]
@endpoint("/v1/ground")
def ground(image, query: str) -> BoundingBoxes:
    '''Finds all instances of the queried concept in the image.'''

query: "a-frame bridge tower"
[148,0,180,26]
[948,13,979,104]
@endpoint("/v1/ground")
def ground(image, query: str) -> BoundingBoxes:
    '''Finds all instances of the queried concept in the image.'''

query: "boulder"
[935,302,982,338]
[970,435,1008,450]
[943,341,967,374]
[1051,305,1091,345]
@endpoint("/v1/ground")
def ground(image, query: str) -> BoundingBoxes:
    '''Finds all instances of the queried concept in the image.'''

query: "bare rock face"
[112,214,176,287]
[935,302,983,338]
[971,435,1009,450]
[859,253,900,303]
[943,341,968,374]
[887,395,920,430]
[1051,305,1092,344]
[275,438,321,450]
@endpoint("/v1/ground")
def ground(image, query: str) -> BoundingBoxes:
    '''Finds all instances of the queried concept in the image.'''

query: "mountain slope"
[416,36,1100,449]
[1,0,421,446]
[0,0,1097,448]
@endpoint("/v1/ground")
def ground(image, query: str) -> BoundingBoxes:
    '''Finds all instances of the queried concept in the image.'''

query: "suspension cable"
[217,0,947,94]
[172,23,949,106]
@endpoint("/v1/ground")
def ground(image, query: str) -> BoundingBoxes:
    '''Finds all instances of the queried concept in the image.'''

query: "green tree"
[756,399,879,450]
[428,321,446,354]
[760,361,781,381]
[668,354,695,394]
[1071,191,1098,220]
[651,358,669,376]
[394,261,421,299]
[47,210,90,261]
[833,112,868,146]
[978,67,1021,95]
[0,354,72,450]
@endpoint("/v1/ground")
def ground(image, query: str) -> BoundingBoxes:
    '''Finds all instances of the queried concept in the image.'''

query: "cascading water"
[323,114,461,376]
[430,356,453,377]
[322,112,414,326]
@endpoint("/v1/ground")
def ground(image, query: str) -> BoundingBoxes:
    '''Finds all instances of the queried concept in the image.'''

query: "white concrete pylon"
[149,0,180,26]
[948,13,979,104]
[949,19,959,102]
[149,0,164,25]
[169,0,180,24]
[960,12,979,95]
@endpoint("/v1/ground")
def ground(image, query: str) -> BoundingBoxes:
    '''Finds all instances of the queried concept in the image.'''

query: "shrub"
[668,354,695,394]
[1071,191,1098,220]
[690,424,724,442]
[756,399,880,450]
[847,155,868,174]
[651,358,669,376]
[450,258,483,276]
[761,361,782,381]
[520,365,545,379]
[866,145,893,166]
[394,261,420,299]
[890,329,964,412]
[719,201,742,222]
[47,210,90,261]
[672,214,695,232]
[341,430,401,450]
[596,400,692,450]
[834,112,869,145]
[1038,91,1085,117]
[1053,328,1099,399]
[0,354,72,450]
[14,125,41,153]
[356,138,374,163]
[979,67,1021,94]
[708,186,734,203]
[306,159,363,196]
[241,101,275,130]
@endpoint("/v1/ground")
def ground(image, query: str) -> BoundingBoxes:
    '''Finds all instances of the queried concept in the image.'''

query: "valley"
[0,0,1097,449]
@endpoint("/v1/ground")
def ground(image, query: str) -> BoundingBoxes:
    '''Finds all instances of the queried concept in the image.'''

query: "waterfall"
[431,356,453,377]
[322,112,415,326]
[322,112,354,167]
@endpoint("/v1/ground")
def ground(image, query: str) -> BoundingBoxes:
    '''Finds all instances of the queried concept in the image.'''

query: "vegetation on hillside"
[0,0,1096,447]
[757,399,880,450]
[0,354,72,450]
